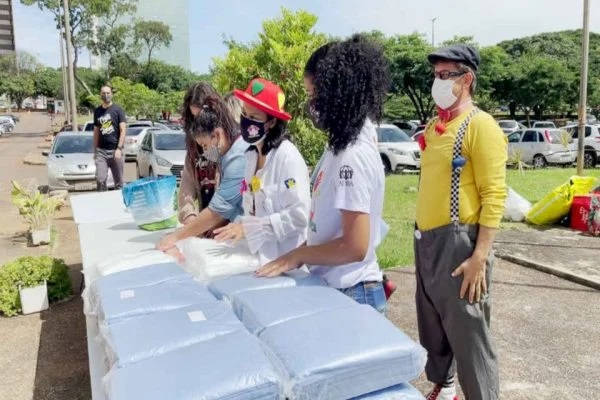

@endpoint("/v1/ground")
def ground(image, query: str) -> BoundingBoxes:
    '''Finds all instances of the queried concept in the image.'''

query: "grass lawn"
[377,168,600,268]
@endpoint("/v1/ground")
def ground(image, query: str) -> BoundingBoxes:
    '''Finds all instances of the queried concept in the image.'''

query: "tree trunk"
[72,46,93,97]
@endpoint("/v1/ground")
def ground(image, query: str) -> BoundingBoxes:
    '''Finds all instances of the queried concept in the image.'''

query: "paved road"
[0,114,598,400]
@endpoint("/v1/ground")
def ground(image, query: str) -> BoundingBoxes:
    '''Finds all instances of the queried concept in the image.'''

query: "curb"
[496,253,600,291]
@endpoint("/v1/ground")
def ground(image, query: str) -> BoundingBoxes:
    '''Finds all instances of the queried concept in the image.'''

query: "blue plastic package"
[122,176,177,231]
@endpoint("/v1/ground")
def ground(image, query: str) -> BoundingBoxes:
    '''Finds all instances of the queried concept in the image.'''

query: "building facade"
[0,0,16,56]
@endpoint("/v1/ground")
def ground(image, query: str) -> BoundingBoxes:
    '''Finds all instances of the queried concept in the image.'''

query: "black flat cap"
[428,44,480,72]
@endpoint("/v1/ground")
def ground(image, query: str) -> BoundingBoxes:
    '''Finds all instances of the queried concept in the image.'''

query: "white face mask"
[431,78,458,110]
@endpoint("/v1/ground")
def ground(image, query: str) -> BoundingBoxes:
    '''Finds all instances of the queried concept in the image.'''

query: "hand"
[114,148,122,160]
[163,246,185,263]
[157,233,179,252]
[451,255,487,303]
[213,223,244,243]
[255,251,301,278]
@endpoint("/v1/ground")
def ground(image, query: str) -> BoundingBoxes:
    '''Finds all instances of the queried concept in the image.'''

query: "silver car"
[507,128,576,168]
[124,126,159,161]
[497,120,526,135]
[46,131,114,191]
[136,131,186,181]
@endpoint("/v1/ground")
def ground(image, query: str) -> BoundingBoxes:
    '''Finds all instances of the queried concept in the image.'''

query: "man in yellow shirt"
[415,45,507,400]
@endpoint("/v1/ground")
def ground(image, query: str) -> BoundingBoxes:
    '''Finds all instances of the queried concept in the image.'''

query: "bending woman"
[257,35,390,314]
[213,78,310,265]
[158,94,247,251]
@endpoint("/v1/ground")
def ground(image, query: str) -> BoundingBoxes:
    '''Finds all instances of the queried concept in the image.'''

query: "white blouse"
[238,140,311,265]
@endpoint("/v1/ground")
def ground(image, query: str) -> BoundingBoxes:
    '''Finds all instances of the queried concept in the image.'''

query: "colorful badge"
[250,176,261,193]
[240,179,248,194]
[284,178,296,189]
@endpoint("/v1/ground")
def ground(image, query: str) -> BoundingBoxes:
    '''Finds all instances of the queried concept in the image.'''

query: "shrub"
[288,117,327,167]
[0,256,72,317]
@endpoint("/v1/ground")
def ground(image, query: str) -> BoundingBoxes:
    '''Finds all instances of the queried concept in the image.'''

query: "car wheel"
[583,151,596,169]
[381,155,392,175]
[533,155,547,169]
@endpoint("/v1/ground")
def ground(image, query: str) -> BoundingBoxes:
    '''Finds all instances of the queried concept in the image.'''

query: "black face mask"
[305,100,323,129]
[240,115,268,144]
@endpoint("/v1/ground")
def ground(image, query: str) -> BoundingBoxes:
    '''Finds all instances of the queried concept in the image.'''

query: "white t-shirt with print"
[307,119,385,289]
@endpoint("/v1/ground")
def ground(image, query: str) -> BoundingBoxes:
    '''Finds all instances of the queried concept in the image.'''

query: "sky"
[12,0,600,73]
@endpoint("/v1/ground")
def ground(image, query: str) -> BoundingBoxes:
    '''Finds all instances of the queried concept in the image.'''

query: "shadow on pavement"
[32,263,90,400]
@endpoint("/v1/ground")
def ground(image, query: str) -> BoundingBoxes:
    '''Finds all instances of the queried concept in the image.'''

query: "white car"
[497,120,526,135]
[136,131,186,181]
[46,131,114,191]
[124,126,159,161]
[376,124,421,173]
[564,124,600,168]
[0,116,15,132]
[532,121,556,129]
[507,129,576,168]
[83,121,94,132]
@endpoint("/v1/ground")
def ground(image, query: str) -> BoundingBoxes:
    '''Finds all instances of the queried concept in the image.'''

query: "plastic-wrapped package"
[208,270,325,301]
[96,279,218,327]
[103,329,283,400]
[91,250,178,281]
[83,263,192,316]
[351,383,424,399]
[503,187,531,222]
[260,305,426,400]
[176,237,261,281]
[100,302,244,369]
[232,286,358,335]
[122,176,178,231]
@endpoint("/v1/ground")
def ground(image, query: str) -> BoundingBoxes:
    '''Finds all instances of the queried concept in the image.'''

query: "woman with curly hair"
[178,84,243,231]
[257,34,391,314]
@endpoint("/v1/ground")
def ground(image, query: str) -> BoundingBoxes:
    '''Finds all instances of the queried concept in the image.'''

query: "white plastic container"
[20,281,49,314]
[31,227,51,246]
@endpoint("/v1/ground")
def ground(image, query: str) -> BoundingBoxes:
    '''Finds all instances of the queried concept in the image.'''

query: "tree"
[34,67,62,98]
[108,53,141,81]
[133,20,172,64]
[382,33,435,123]
[87,0,138,76]
[139,60,201,93]
[0,74,35,109]
[110,76,161,119]
[20,0,110,96]
[211,8,328,166]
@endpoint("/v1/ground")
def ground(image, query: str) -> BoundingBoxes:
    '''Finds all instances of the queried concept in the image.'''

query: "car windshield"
[377,127,411,143]
[536,122,554,128]
[53,136,94,154]
[127,127,144,136]
[498,121,516,128]
[154,134,186,150]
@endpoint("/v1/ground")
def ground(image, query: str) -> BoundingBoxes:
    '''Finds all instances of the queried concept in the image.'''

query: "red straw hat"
[233,78,292,121]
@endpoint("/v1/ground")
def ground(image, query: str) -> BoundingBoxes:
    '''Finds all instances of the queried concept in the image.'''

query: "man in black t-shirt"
[93,85,127,191]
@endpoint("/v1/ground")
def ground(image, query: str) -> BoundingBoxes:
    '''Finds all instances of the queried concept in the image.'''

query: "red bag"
[570,194,600,233]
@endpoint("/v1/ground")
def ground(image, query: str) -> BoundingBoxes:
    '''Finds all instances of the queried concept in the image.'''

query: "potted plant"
[10,180,62,246]
[0,256,72,317]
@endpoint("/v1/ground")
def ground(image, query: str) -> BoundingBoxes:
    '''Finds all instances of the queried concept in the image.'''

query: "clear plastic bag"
[122,176,177,231]
[503,187,531,222]
[176,238,260,282]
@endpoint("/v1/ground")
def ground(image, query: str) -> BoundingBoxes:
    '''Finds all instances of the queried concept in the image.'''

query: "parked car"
[136,130,186,181]
[129,121,170,130]
[497,120,526,135]
[507,128,575,168]
[0,124,6,136]
[375,124,421,174]
[124,126,160,161]
[46,131,114,191]
[0,114,19,123]
[518,120,538,128]
[83,121,94,131]
[532,121,557,129]
[564,124,600,168]
[0,116,15,132]
[391,121,418,136]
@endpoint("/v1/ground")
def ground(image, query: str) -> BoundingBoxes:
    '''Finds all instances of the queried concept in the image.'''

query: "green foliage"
[288,118,327,167]
[212,8,327,162]
[0,73,35,110]
[11,180,62,231]
[0,256,72,317]
[139,61,202,92]
[111,76,162,119]
[384,94,418,122]
[133,20,173,64]
[34,67,62,98]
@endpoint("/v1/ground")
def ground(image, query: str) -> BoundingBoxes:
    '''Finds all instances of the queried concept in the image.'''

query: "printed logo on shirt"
[284,178,296,189]
[98,113,115,136]
[339,165,354,187]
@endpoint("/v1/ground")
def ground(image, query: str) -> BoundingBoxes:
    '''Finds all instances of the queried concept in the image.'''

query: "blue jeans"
[339,281,387,315]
